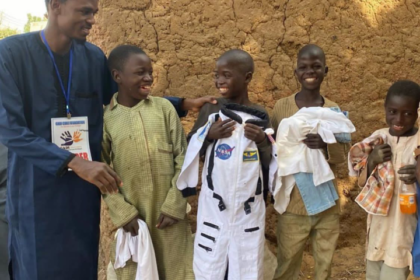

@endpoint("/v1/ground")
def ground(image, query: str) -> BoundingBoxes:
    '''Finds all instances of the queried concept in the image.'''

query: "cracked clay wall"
[91,0,420,277]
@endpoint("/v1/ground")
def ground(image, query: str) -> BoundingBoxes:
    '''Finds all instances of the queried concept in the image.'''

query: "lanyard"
[41,30,73,119]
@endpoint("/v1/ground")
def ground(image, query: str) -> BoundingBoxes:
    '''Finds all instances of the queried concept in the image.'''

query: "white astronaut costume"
[177,104,276,280]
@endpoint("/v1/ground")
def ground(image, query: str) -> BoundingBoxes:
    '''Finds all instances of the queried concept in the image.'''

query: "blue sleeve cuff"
[56,153,76,177]
[164,97,187,118]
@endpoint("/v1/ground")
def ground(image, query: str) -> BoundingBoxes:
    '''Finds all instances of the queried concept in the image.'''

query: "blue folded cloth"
[293,173,339,215]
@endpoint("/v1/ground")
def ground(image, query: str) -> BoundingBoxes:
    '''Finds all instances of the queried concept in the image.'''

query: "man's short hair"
[45,0,67,8]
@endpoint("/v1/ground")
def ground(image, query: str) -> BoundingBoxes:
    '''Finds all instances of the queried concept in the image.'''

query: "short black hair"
[217,49,254,74]
[108,45,147,72]
[385,80,420,106]
[45,0,67,8]
[298,44,326,64]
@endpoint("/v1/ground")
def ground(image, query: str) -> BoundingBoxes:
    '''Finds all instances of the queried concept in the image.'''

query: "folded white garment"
[114,219,159,280]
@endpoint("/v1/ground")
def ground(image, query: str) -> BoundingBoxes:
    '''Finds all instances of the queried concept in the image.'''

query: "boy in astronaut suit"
[177,49,273,280]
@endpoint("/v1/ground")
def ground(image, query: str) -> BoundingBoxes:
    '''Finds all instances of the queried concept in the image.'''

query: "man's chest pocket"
[71,91,101,126]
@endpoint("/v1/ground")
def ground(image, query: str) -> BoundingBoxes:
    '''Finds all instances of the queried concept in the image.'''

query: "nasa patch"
[243,150,259,162]
[215,144,235,160]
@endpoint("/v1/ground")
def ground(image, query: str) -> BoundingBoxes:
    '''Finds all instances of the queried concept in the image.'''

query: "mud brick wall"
[90,0,420,277]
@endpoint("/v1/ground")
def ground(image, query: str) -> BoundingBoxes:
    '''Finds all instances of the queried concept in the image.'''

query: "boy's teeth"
[305,78,315,82]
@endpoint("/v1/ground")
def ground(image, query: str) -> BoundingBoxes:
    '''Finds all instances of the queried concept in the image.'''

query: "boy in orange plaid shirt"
[349,80,420,280]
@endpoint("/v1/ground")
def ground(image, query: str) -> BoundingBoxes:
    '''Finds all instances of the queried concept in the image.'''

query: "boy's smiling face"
[385,95,418,137]
[214,58,250,99]
[295,50,327,91]
[118,53,153,101]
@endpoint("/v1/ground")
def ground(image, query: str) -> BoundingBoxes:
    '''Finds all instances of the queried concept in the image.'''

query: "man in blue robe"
[0,144,8,280]
[0,0,214,279]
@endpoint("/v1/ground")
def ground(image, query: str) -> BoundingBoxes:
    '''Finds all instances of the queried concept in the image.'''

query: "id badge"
[51,117,92,161]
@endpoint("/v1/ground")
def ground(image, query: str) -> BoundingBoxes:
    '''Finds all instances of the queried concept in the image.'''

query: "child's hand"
[207,119,235,140]
[156,213,179,230]
[244,123,266,144]
[398,165,417,184]
[303,134,327,149]
[123,216,140,236]
[369,144,392,166]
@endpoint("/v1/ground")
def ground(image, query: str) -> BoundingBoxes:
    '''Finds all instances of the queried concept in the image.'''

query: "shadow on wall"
[91,0,420,141]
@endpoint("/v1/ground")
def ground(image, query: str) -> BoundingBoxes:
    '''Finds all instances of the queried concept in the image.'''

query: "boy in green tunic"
[101,45,194,280]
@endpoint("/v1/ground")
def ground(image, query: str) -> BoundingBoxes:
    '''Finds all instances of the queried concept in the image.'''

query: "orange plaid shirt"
[349,136,395,216]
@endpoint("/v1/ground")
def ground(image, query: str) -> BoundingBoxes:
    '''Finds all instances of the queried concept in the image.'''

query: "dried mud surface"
[91,0,420,278]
